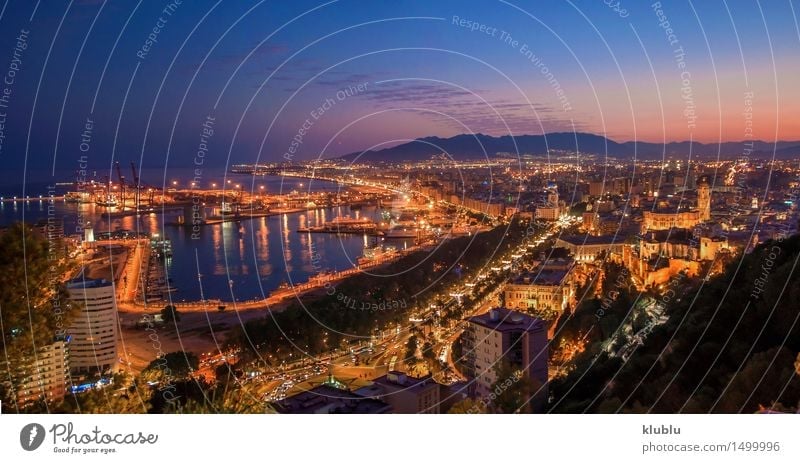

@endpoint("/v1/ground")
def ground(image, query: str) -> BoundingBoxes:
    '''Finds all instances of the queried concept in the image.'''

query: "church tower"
[697,175,711,221]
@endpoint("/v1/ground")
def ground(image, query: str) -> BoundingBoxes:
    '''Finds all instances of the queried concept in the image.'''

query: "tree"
[161,304,181,323]
[490,361,540,413]
[404,335,418,361]
[142,351,199,383]
[447,398,486,414]
[552,235,800,413]
[182,383,264,414]
[422,341,436,360]
[56,373,153,413]
[0,223,77,409]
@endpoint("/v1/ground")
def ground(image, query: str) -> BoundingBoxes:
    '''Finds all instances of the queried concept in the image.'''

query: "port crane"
[114,161,126,211]
[130,162,142,210]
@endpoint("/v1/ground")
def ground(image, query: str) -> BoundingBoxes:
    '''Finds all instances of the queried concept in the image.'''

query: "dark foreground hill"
[552,234,800,413]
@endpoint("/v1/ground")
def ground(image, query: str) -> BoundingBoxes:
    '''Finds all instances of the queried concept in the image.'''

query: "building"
[642,208,702,231]
[66,277,118,375]
[273,384,392,414]
[555,235,625,262]
[535,184,565,221]
[700,236,731,261]
[638,229,696,260]
[640,175,712,232]
[356,371,440,413]
[462,308,548,408]
[4,340,69,408]
[535,204,561,221]
[588,181,605,197]
[504,264,574,318]
[450,195,505,217]
[35,218,65,242]
[621,245,700,287]
[588,178,630,196]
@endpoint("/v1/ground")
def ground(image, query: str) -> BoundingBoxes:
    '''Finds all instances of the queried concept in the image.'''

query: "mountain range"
[338,132,800,162]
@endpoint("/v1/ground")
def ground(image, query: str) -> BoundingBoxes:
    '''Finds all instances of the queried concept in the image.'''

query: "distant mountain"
[337,132,800,162]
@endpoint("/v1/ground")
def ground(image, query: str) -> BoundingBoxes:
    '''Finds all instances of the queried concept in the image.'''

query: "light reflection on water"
[0,198,410,302]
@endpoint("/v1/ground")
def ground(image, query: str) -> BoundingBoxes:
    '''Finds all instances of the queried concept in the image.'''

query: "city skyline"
[2,3,800,455]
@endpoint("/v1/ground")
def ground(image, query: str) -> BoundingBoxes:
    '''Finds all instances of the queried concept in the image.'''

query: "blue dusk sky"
[0,0,798,184]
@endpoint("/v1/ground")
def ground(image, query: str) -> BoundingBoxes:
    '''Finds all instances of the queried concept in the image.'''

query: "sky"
[0,0,798,183]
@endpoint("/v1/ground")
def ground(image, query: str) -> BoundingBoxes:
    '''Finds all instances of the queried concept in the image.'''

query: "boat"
[95,196,118,207]
[298,215,377,234]
[383,226,418,238]
[65,191,91,203]
[219,201,237,215]
[150,238,173,259]
[383,220,419,238]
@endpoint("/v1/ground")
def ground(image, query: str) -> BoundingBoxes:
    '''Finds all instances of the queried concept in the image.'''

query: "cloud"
[363,81,582,135]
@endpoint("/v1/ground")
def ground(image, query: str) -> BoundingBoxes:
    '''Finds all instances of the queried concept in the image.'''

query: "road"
[252,216,575,399]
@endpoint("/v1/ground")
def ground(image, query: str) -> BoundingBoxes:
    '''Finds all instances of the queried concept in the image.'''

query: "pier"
[0,195,66,203]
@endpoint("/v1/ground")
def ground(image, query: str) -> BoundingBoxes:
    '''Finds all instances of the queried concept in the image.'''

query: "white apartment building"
[66,278,118,374]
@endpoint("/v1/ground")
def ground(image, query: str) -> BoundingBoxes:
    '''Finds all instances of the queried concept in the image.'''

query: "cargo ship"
[298,216,377,234]
[64,191,91,203]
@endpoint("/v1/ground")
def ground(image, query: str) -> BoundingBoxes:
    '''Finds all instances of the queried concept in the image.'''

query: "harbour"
[0,175,420,303]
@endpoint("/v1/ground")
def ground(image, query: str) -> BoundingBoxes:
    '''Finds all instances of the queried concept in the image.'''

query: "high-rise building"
[3,340,69,408]
[462,308,548,409]
[66,278,118,375]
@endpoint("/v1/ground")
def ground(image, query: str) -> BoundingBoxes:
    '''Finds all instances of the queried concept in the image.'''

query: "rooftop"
[644,207,698,215]
[511,268,568,286]
[66,277,113,289]
[371,371,437,392]
[642,228,695,244]
[273,384,392,414]
[467,308,545,333]
[556,234,624,246]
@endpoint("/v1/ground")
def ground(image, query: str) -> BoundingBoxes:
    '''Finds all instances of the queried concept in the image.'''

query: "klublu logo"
[20,423,46,451]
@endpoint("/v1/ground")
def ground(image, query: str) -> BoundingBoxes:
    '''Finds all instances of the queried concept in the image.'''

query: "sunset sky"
[0,0,798,175]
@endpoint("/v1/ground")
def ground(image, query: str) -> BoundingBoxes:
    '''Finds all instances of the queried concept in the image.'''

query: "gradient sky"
[0,0,798,182]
